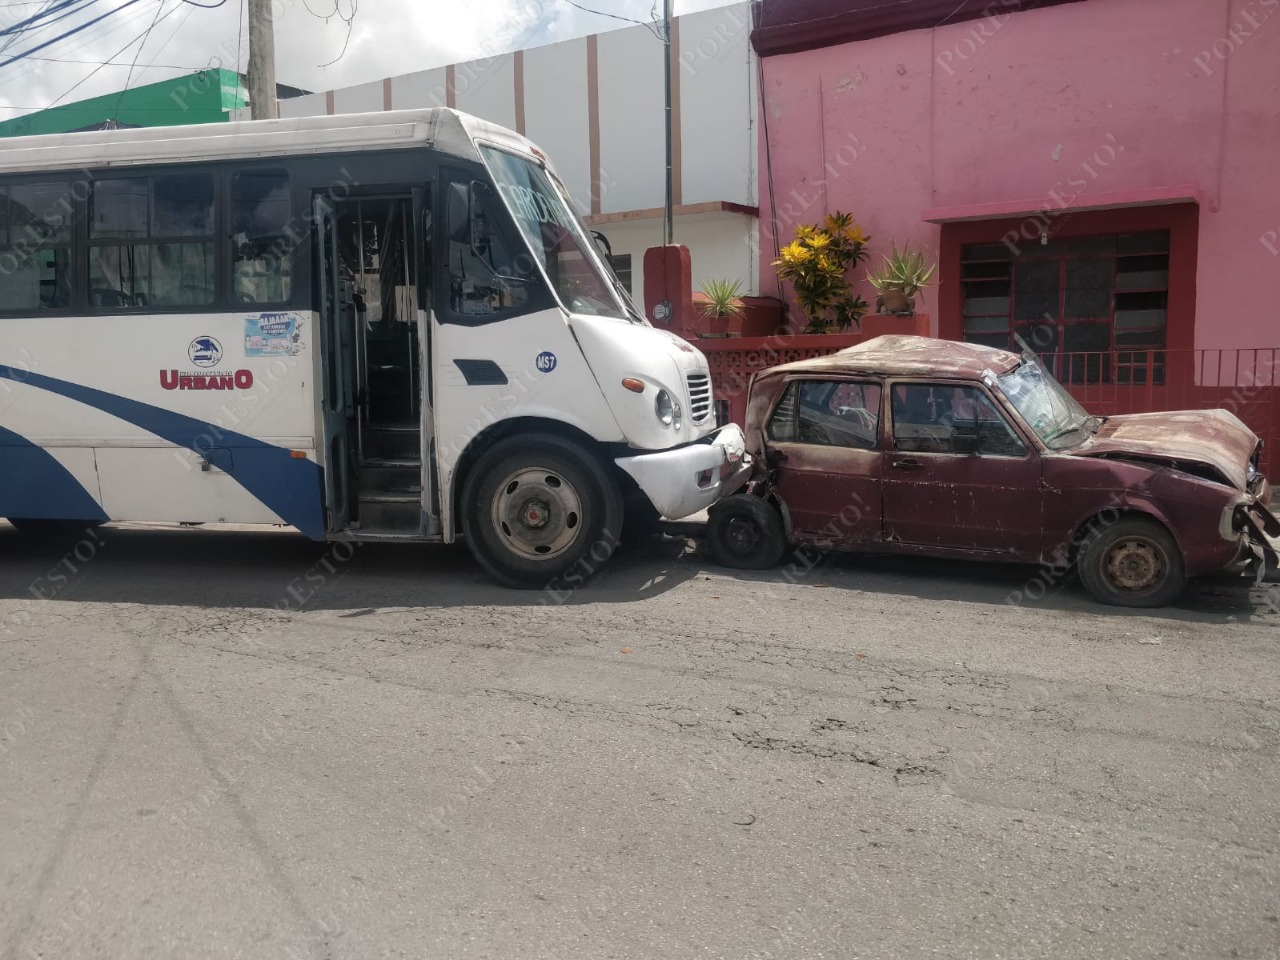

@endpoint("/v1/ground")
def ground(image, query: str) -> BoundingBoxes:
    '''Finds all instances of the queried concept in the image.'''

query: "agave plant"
[694,278,746,319]
[867,242,937,315]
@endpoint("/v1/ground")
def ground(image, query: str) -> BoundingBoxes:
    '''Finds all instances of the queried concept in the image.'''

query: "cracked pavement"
[1,522,1278,960]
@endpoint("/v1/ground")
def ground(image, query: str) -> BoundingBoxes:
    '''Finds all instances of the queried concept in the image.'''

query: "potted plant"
[693,278,745,337]
[773,212,871,333]
[867,242,937,316]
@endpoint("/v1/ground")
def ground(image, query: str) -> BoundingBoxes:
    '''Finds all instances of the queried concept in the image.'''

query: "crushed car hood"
[1074,409,1260,491]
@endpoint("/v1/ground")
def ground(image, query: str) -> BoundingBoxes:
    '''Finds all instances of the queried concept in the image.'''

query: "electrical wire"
[2,0,153,89]
[0,0,147,69]
[559,0,663,40]
[0,0,99,38]
[42,0,175,107]
[110,0,170,120]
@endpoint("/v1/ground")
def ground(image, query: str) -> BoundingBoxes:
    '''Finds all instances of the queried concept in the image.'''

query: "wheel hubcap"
[492,468,583,561]
[725,516,762,556]
[1105,538,1164,592]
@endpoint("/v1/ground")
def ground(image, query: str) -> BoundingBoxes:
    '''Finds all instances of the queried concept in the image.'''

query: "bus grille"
[687,373,712,423]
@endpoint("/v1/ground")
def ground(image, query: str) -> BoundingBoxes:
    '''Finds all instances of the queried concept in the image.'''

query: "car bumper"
[615,424,752,520]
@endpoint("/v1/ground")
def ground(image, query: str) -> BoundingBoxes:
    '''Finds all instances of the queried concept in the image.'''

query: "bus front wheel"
[461,433,623,589]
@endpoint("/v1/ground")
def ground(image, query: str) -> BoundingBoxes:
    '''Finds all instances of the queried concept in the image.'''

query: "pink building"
[751,0,1280,365]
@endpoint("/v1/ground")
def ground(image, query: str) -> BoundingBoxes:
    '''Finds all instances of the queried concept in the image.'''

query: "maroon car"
[707,336,1279,607]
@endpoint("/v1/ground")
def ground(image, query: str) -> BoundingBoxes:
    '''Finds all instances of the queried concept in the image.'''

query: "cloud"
[0,0,732,120]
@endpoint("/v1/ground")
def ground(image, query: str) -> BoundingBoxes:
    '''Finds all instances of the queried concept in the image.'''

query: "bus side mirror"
[468,180,493,259]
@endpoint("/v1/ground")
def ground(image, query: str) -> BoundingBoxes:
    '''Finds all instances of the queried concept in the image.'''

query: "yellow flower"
[805,232,831,249]
[848,223,868,246]
[779,240,812,263]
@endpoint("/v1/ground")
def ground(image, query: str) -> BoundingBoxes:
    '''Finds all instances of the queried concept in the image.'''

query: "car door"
[766,377,883,543]
[881,381,1043,557]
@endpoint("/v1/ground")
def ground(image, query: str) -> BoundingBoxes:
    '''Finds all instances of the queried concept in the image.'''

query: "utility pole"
[247,0,278,120]
[662,0,673,245]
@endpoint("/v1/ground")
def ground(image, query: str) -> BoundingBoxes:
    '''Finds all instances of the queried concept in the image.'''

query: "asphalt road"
[1,521,1278,960]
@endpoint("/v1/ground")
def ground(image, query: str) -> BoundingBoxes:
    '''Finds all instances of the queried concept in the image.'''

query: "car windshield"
[480,145,638,322]
[997,356,1095,450]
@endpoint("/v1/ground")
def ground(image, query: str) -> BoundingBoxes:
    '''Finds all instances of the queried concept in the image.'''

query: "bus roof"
[0,108,531,176]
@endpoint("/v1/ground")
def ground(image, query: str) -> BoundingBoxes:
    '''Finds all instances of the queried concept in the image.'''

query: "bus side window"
[232,171,293,305]
[89,174,216,310]
[0,182,73,312]
[444,177,534,321]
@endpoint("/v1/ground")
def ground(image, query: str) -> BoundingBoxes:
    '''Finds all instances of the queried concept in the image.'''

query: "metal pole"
[663,0,673,246]
[247,0,278,120]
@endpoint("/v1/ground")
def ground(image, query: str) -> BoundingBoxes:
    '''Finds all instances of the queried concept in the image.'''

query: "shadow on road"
[0,523,701,612]
[681,539,1275,627]
[0,522,1270,625]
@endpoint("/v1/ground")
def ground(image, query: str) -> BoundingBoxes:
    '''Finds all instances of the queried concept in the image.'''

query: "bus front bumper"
[615,424,752,521]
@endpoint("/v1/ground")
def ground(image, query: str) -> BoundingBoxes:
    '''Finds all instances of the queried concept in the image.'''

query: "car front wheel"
[1077,516,1186,608]
[707,494,787,570]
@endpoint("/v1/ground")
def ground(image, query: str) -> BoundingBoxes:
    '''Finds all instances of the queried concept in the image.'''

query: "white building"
[261,3,759,302]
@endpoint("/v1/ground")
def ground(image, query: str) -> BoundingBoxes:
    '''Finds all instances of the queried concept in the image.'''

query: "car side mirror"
[952,427,980,456]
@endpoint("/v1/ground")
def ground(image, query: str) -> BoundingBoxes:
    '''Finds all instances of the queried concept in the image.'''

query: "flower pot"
[876,288,915,315]
[736,296,787,338]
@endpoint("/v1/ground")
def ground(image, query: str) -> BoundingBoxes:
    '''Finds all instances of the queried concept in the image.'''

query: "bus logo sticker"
[536,351,557,373]
[245,313,303,357]
[189,337,223,368]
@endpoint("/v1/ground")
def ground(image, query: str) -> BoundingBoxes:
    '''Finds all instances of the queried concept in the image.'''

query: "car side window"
[768,380,881,449]
[892,383,1026,457]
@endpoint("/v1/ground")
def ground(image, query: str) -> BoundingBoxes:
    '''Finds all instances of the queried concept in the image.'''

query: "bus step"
[358,465,421,497]
[357,495,421,532]
[363,427,421,460]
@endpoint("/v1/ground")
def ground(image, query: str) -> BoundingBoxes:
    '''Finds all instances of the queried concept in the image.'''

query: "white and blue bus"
[0,109,748,586]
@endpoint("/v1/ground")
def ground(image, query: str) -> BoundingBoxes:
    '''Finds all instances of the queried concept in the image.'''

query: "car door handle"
[890,458,923,470]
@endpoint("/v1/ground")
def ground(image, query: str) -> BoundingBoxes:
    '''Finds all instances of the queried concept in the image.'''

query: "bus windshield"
[480,145,632,321]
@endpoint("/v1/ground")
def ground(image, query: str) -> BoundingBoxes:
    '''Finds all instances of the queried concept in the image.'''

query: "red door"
[766,378,883,543]
[881,382,1044,558]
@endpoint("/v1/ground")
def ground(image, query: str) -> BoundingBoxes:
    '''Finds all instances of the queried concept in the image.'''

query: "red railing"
[703,339,1280,472]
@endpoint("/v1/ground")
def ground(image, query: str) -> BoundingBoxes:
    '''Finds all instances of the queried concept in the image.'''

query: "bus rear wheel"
[461,433,623,589]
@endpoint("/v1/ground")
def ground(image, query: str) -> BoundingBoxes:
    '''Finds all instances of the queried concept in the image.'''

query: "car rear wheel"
[707,494,787,570]
[461,433,623,589]
[1077,517,1186,608]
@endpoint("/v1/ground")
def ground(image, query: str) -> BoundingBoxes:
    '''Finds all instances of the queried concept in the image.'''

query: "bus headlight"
[655,389,674,427]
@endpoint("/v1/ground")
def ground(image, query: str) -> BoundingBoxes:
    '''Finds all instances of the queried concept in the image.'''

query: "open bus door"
[315,195,356,532]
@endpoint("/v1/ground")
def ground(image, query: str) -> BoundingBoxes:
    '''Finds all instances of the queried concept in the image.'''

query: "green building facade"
[0,69,251,139]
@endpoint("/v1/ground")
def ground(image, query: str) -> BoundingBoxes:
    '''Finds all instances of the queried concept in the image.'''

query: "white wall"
[677,4,756,207]
[390,68,448,109]
[260,2,758,292]
[453,54,517,132]
[595,27,667,215]
[524,38,591,215]
[604,211,758,306]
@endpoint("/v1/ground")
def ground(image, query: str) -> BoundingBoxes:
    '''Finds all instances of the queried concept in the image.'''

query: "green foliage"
[694,278,746,319]
[772,212,871,333]
[867,242,938,302]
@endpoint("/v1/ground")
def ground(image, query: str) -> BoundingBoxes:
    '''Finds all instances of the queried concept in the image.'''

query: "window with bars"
[960,230,1170,385]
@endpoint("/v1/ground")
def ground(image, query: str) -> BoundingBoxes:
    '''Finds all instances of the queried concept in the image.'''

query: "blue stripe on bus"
[0,366,327,540]
[0,423,110,523]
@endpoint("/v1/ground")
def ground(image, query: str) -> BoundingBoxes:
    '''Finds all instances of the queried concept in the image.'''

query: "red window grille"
[959,230,1170,386]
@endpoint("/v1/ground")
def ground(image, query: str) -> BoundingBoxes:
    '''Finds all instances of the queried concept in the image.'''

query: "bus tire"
[460,433,623,589]
[7,519,104,539]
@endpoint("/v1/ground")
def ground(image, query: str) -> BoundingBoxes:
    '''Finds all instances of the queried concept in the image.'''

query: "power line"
[43,0,176,107]
[0,0,147,68]
[110,0,170,120]
[559,0,664,39]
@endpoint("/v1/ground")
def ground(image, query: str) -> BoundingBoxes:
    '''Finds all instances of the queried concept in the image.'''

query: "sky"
[0,0,731,119]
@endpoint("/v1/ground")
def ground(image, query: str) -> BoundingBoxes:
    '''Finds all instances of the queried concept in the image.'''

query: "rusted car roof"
[756,335,1024,382]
